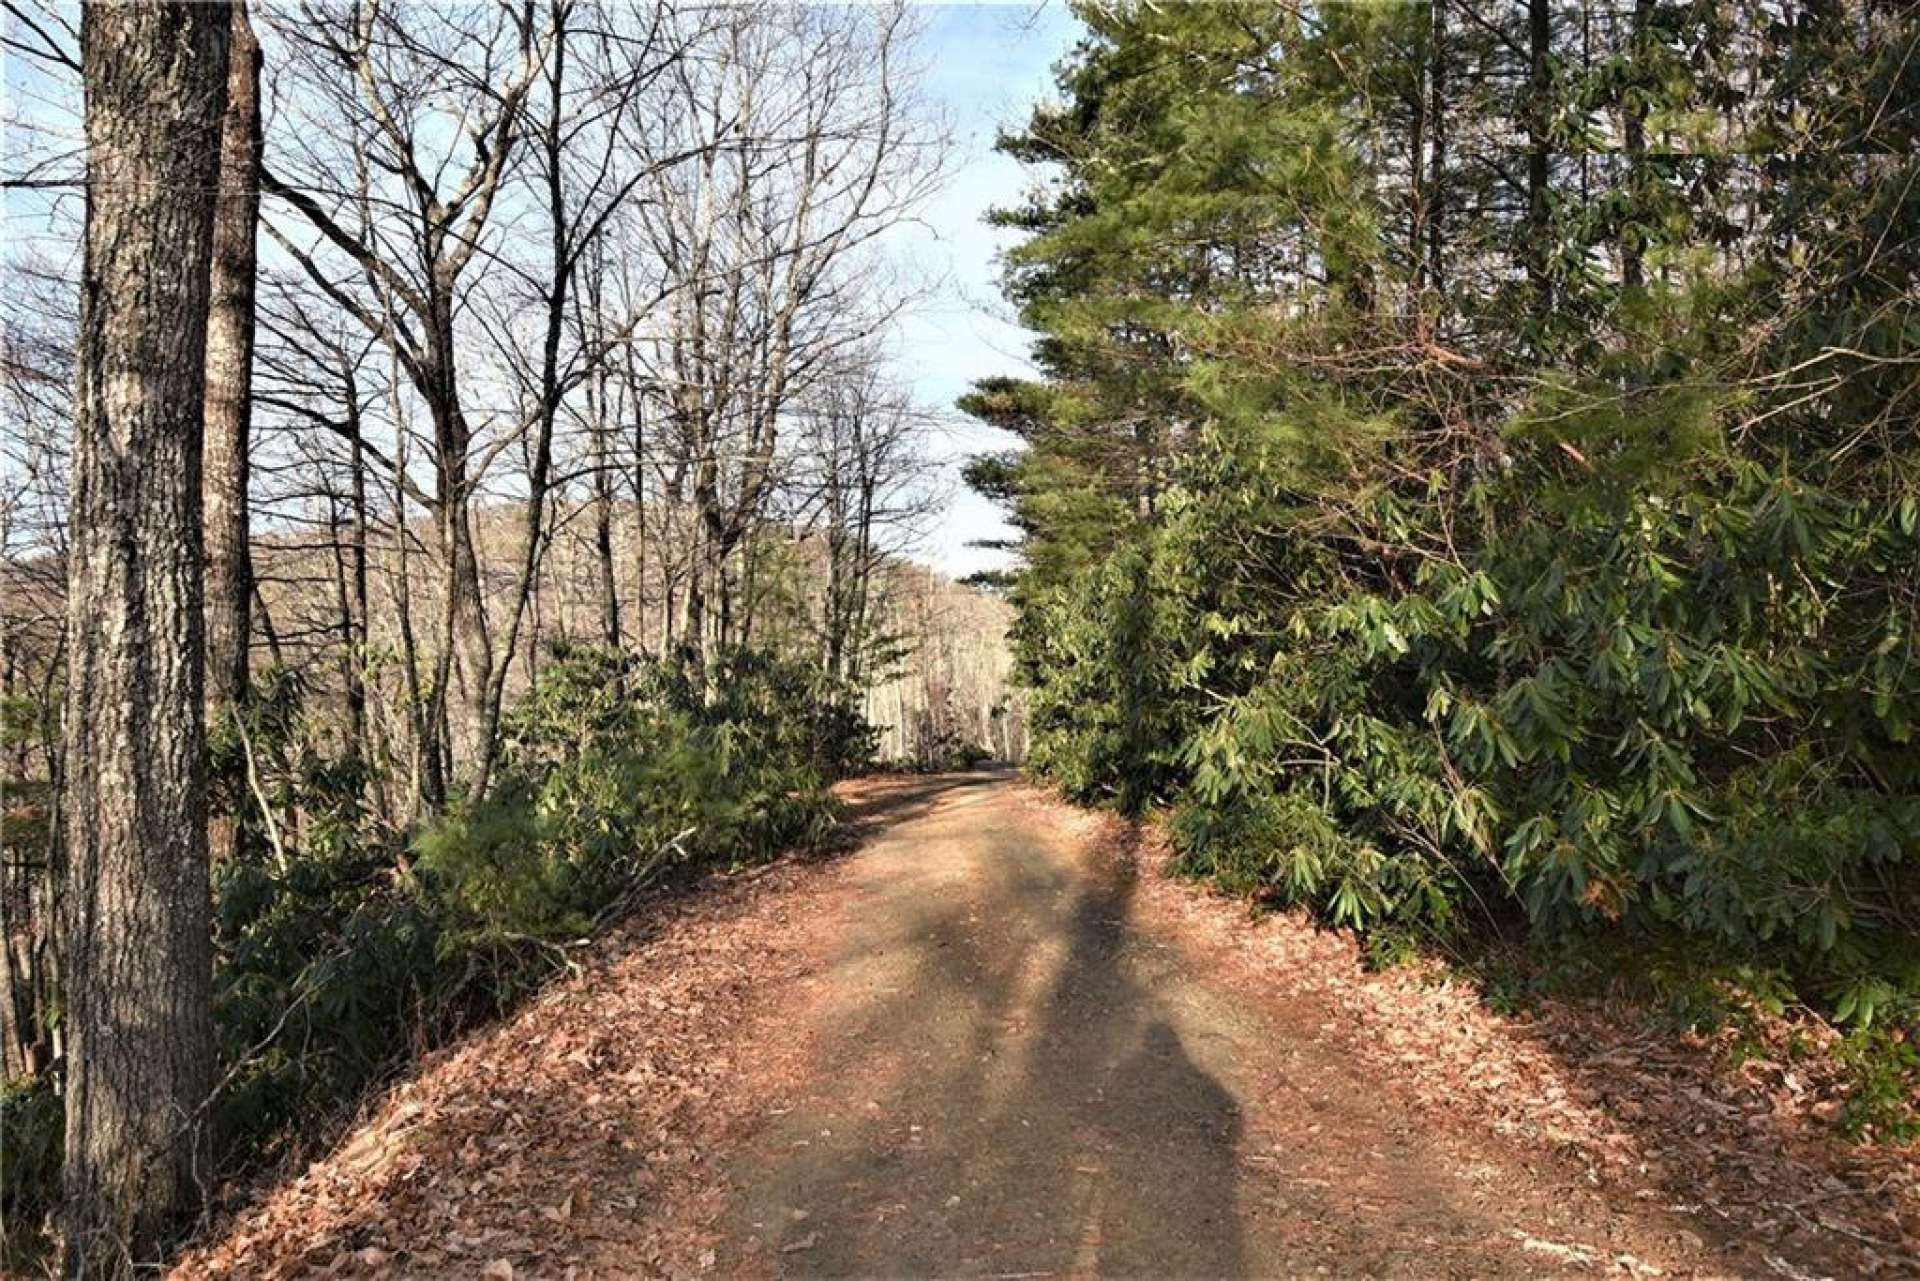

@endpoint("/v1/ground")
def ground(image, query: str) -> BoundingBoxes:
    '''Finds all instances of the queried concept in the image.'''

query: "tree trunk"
[427,387,492,787]
[204,0,260,865]
[1427,0,1447,297]
[470,10,573,797]
[683,440,721,661]
[1407,13,1427,298]
[633,402,651,651]
[344,376,371,754]
[326,488,365,754]
[63,2,229,1269]
[583,252,622,649]
[594,460,620,648]
[385,352,440,815]
[824,520,847,680]
[849,471,877,685]
[1526,0,1552,320]
[1622,0,1650,290]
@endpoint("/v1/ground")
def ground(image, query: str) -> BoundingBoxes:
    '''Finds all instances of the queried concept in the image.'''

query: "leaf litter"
[1039,796,1918,1276]
[171,777,1916,1277]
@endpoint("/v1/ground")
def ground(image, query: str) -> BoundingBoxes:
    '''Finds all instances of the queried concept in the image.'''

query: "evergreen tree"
[967,1,1919,1026]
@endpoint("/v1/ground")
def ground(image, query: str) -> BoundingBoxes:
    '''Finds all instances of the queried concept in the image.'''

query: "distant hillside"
[1,497,1026,779]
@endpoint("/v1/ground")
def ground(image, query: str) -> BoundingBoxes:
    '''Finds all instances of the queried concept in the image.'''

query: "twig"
[234,708,289,874]
[1780,1202,1907,1253]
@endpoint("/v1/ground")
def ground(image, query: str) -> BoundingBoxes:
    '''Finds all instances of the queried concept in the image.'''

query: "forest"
[2,0,1917,1275]
[962,0,1919,1155]
[1,1,1016,1270]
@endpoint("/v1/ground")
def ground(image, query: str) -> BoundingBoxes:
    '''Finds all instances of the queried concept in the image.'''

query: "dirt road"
[705,773,1718,1278]
[180,773,1913,1278]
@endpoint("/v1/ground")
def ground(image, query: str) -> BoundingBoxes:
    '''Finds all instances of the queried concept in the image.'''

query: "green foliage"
[212,643,861,1176]
[0,1077,60,1261]
[1838,1024,1920,1143]
[213,821,441,1151]
[967,0,1920,1120]
[207,665,430,1152]
[422,643,858,943]
[0,694,40,756]
[1016,544,1189,812]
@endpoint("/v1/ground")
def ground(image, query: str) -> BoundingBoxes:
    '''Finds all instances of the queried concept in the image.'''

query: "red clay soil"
[173,773,1918,1279]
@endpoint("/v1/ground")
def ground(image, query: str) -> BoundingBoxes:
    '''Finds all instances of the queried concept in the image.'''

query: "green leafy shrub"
[953,742,994,769]
[1029,416,1920,1028]
[209,673,443,1157]
[421,643,853,944]
[970,0,1920,1131]
[214,848,443,1150]
[0,1077,61,1263]
[1838,1023,1920,1143]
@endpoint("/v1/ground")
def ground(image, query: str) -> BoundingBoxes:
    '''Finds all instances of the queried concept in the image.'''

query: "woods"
[966,0,1918,1135]
[1,1,1010,1270]
[3,0,1917,1273]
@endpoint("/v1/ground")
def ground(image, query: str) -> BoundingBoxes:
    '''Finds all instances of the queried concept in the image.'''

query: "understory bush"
[218,644,860,1150]
[1019,428,1920,1132]
[1025,430,1920,1027]
[968,3,1919,1138]
[5,644,869,1254]
[418,643,858,944]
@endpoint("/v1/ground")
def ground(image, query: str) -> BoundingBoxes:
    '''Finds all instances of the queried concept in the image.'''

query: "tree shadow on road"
[724,798,1250,1277]
[719,777,1733,1278]
[811,768,1015,860]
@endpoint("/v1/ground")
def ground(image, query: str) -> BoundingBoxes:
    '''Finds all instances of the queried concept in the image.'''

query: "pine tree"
[967,0,1920,1008]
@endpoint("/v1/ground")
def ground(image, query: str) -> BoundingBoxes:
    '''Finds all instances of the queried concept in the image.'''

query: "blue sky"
[889,2,1082,578]
[0,2,1083,578]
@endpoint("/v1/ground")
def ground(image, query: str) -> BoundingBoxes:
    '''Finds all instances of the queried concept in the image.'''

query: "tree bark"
[578,244,623,650]
[594,448,621,648]
[1426,0,1448,298]
[63,2,230,1269]
[1526,0,1552,319]
[1622,0,1651,290]
[342,367,371,755]
[204,0,260,864]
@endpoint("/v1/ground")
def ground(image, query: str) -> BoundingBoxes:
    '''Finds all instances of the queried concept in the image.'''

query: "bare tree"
[462,0,691,793]
[797,360,938,686]
[260,0,715,795]
[624,3,945,660]
[204,0,263,863]
[60,1,229,1268]
[261,0,547,799]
